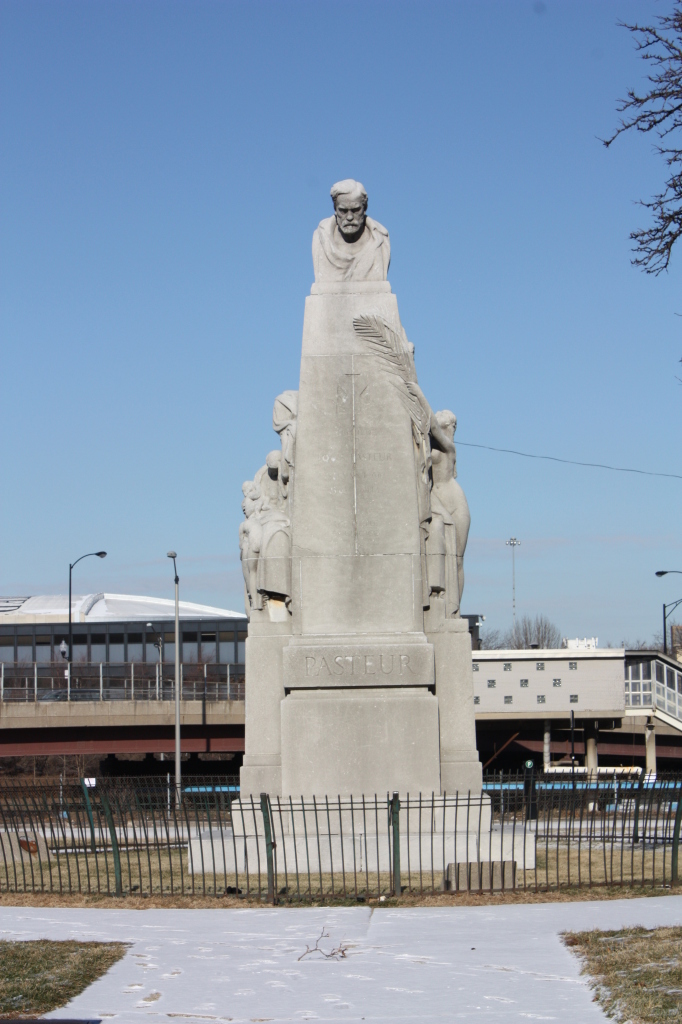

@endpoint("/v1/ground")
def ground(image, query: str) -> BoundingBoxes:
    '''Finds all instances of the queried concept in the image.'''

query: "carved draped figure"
[272,390,298,484]
[240,457,291,612]
[240,390,299,617]
[428,430,471,617]
[428,467,461,618]
[312,216,390,282]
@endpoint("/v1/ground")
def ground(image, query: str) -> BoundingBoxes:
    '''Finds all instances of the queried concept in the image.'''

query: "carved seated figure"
[312,179,390,282]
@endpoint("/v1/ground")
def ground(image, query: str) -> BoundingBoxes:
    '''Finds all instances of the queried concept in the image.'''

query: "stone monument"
[239,179,482,798]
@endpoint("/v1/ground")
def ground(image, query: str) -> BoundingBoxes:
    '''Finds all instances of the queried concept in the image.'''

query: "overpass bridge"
[1,647,681,769]
[0,697,245,756]
[0,664,245,757]
[0,591,249,759]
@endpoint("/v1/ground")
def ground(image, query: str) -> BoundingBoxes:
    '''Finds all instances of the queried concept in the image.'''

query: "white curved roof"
[0,593,245,624]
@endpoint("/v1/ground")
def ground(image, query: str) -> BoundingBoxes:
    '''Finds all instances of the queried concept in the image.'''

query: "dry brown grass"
[0,884,677,910]
[0,939,127,1018]
[564,926,682,1024]
[534,843,674,889]
[0,842,674,899]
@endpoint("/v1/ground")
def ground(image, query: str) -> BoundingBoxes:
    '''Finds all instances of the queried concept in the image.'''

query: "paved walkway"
[1,896,681,1022]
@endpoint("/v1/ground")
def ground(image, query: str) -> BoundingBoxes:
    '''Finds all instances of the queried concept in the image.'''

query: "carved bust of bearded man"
[312,179,390,282]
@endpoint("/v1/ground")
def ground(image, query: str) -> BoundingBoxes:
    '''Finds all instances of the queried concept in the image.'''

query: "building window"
[238,630,247,663]
[569,661,577,670]
[109,633,124,663]
[655,662,664,683]
[487,679,496,688]
[537,694,546,704]
[570,694,578,703]
[71,635,87,664]
[667,667,676,689]
[0,637,13,663]
[91,634,106,664]
[553,678,561,687]
[219,631,235,664]
[145,634,162,665]
[128,633,143,663]
[631,660,653,680]
[504,695,513,704]
[503,663,511,671]
[473,695,480,705]
[536,662,545,671]
[17,635,33,664]
[35,636,52,664]
[163,633,175,663]
[472,663,479,672]
[201,632,217,664]
[182,632,198,663]
[520,679,529,687]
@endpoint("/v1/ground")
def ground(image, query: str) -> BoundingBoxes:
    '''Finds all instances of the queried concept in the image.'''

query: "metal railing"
[0,771,680,899]
[0,663,245,703]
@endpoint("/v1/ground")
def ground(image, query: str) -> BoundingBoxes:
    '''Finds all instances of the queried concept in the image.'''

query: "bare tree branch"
[481,616,563,650]
[603,3,682,273]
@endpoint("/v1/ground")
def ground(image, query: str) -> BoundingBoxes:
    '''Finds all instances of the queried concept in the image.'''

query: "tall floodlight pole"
[68,552,107,687]
[506,538,521,641]
[167,552,181,807]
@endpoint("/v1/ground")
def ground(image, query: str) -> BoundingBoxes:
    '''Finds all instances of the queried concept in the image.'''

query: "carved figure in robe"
[428,410,470,617]
[239,452,292,614]
[239,389,299,617]
[272,390,298,487]
[313,180,390,282]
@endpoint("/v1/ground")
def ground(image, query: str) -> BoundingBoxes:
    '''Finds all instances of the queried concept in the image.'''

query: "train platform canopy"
[0,593,246,624]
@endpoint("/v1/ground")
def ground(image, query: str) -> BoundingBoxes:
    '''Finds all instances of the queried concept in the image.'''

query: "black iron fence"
[0,772,680,900]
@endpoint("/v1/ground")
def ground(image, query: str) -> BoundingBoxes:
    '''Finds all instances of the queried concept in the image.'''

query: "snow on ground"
[0,896,681,1022]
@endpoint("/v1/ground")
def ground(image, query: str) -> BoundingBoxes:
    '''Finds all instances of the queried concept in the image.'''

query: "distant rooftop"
[0,594,246,624]
[562,637,599,650]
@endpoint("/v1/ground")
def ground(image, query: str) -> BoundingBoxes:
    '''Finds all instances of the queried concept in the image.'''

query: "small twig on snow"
[298,928,349,961]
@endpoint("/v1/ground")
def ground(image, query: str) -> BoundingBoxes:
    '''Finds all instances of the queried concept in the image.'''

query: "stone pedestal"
[240,252,482,799]
[281,687,441,798]
[426,613,482,794]
[239,624,290,799]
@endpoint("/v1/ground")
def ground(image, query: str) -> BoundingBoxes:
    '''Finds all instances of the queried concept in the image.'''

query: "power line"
[456,441,682,481]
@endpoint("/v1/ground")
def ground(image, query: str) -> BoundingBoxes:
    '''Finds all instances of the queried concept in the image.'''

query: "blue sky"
[1,0,680,645]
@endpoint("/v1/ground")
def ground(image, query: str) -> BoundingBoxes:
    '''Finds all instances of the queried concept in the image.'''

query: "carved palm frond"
[353,313,430,434]
[352,314,415,380]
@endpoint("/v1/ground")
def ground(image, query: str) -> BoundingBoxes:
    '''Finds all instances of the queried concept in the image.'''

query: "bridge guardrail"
[0,663,245,703]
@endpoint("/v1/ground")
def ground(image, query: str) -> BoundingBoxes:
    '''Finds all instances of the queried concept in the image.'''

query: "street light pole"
[662,599,682,655]
[167,552,181,808]
[663,602,667,654]
[68,551,107,685]
[506,538,521,641]
[655,571,682,654]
